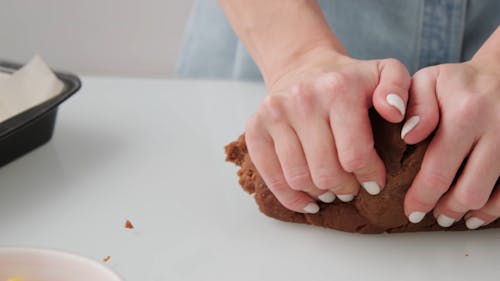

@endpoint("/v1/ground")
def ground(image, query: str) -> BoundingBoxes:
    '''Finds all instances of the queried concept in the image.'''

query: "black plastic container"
[0,60,81,167]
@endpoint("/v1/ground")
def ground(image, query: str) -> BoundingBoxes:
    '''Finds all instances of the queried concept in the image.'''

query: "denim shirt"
[177,0,500,80]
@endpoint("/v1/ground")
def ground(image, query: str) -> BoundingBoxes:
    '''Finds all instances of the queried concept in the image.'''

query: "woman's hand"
[246,47,411,213]
[403,27,500,228]
[220,0,411,213]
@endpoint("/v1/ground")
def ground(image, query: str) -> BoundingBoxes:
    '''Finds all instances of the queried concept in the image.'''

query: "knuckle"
[320,72,350,94]
[290,82,308,96]
[266,175,289,193]
[455,188,489,210]
[285,168,312,190]
[412,68,426,79]
[341,156,369,173]
[260,95,285,123]
[413,67,436,81]
[454,197,485,211]
[448,93,492,132]
[331,178,359,194]
[282,195,305,210]
[405,191,434,212]
[338,147,372,172]
[421,170,452,194]
[456,95,483,120]
[312,171,339,190]
[290,83,315,115]
[382,58,404,70]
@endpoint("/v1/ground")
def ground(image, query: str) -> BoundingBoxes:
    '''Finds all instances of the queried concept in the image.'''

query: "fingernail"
[386,93,406,117]
[465,217,484,230]
[362,181,381,195]
[401,116,420,139]
[408,211,426,223]
[337,194,354,202]
[318,192,336,203]
[437,214,455,227]
[303,203,320,214]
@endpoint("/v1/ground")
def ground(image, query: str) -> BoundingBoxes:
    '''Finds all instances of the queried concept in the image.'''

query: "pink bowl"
[0,248,123,281]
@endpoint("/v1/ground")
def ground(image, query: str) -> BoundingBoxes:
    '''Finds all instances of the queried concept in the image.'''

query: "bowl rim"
[0,247,123,281]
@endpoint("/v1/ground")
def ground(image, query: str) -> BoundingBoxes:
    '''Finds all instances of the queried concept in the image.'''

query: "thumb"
[372,58,411,123]
[401,67,440,144]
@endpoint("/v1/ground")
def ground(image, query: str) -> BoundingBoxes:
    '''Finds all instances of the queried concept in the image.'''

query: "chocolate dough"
[225,110,500,233]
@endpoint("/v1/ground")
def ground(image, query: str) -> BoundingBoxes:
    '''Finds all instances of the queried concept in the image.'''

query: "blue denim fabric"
[176,0,500,80]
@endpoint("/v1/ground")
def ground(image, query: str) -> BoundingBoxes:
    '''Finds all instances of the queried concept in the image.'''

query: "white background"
[1,77,499,281]
[0,0,195,78]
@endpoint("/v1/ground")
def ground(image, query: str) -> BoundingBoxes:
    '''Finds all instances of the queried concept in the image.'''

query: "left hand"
[402,54,500,229]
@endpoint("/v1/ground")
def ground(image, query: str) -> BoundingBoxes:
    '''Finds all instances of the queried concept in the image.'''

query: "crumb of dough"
[124,219,134,229]
[103,256,111,263]
[7,278,22,281]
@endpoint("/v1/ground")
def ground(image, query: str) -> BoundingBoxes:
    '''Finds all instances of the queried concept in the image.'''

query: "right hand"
[245,47,411,213]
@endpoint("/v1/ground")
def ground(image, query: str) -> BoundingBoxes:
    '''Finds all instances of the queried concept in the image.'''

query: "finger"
[404,123,475,224]
[246,107,319,214]
[465,183,500,229]
[261,95,337,204]
[289,80,360,199]
[372,58,411,123]
[402,67,440,144]
[433,138,499,227]
[268,113,337,203]
[326,73,386,195]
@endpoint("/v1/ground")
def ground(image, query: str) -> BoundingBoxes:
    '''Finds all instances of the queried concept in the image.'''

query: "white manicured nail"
[401,116,420,139]
[465,217,484,230]
[362,181,381,195]
[318,192,336,203]
[386,93,406,117]
[437,214,455,227]
[303,203,320,214]
[408,211,426,223]
[337,194,354,202]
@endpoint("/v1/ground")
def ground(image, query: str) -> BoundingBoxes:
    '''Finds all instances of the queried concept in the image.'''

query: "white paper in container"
[0,56,64,123]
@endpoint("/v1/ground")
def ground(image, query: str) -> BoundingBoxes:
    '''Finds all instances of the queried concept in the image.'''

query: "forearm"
[219,0,346,84]
[472,26,500,64]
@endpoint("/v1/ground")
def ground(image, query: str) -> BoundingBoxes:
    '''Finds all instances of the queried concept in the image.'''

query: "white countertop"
[0,77,498,281]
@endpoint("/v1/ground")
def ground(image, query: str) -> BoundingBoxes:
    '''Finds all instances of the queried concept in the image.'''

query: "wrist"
[220,0,347,86]
[469,52,500,76]
[470,26,500,73]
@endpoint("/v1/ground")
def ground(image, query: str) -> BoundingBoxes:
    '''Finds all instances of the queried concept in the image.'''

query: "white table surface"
[0,77,499,281]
